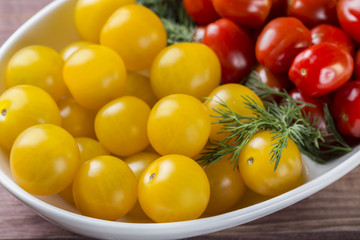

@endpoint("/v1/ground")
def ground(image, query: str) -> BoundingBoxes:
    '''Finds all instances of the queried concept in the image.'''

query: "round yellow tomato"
[75,0,136,42]
[205,83,264,142]
[238,130,303,197]
[150,42,221,99]
[6,45,66,101]
[121,72,158,107]
[58,95,96,138]
[73,155,137,221]
[59,137,110,205]
[95,96,150,156]
[10,124,80,196]
[63,44,127,110]
[100,4,167,71]
[0,85,61,150]
[204,156,246,215]
[147,94,211,157]
[138,154,210,223]
[60,41,92,61]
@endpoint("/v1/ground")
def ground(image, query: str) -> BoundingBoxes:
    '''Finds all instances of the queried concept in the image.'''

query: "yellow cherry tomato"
[0,85,61,150]
[100,4,167,71]
[203,156,246,215]
[75,0,136,42]
[60,41,92,61]
[95,96,150,156]
[63,44,127,110]
[6,45,66,101]
[73,155,137,221]
[205,83,264,142]
[147,94,211,158]
[138,154,210,223]
[238,131,303,197]
[121,72,158,107]
[58,95,97,138]
[10,124,80,196]
[150,42,221,99]
[59,137,110,205]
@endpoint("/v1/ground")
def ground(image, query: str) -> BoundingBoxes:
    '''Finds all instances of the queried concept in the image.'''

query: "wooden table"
[1,0,360,239]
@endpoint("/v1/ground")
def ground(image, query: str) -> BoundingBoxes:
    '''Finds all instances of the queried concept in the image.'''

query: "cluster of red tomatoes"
[184,0,360,137]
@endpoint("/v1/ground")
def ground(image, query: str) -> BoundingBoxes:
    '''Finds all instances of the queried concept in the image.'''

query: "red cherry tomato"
[289,43,354,97]
[337,0,360,43]
[212,0,272,28]
[311,24,355,56]
[202,18,256,84]
[287,0,338,28]
[355,50,360,79]
[183,0,220,26]
[332,80,360,137]
[254,64,290,93]
[256,17,311,74]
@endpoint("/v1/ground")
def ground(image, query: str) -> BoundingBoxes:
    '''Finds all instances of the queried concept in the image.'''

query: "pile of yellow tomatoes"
[0,0,303,223]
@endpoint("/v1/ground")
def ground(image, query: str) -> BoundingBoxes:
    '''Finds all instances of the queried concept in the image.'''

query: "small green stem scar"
[149,173,155,181]
[1,109,6,117]
[247,157,254,165]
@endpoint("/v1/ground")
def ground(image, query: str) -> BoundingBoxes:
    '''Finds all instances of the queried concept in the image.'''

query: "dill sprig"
[197,71,352,171]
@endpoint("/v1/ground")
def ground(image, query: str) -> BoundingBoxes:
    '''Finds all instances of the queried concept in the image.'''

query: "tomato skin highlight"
[202,18,256,84]
[183,0,220,25]
[256,17,311,74]
[289,43,354,97]
[337,0,360,43]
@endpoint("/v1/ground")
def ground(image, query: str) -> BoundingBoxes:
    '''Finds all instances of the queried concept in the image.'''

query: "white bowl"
[0,0,360,239]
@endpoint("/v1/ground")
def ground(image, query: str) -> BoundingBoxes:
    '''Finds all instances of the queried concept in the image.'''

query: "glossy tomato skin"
[183,0,220,25]
[289,43,354,97]
[332,80,360,137]
[254,65,290,93]
[311,24,355,56]
[202,18,256,84]
[355,50,360,79]
[256,17,311,74]
[213,0,271,28]
[337,0,360,43]
[287,0,338,28]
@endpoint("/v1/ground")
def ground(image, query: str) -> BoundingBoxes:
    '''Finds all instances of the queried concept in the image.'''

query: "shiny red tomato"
[311,24,355,56]
[355,50,360,79]
[254,64,290,93]
[332,80,360,137]
[289,43,353,97]
[287,0,338,28]
[256,17,311,74]
[183,0,220,25]
[213,0,271,28]
[202,18,255,83]
[337,0,360,43]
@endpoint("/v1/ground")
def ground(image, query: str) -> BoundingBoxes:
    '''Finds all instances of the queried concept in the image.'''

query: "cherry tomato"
[73,155,137,220]
[205,84,264,142]
[202,18,256,84]
[311,24,355,56]
[289,43,353,97]
[58,95,97,138]
[95,96,150,157]
[75,0,136,42]
[121,72,158,107]
[204,156,245,215]
[254,65,290,94]
[63,44,127,110]
[150,42,221,99]
[337,0,360,43]
[10,124,80,196]
[0,85,61,150]
[256,17,311,74]
[238,131,303,196]
[60,41,92,61]
[213,0,272,28]
[100,5,167,71]
[332,80,360,137]
[138,154,210,223]
[355,50,360,79]
[287,0,338,28]
[148,94,211,158]
[6,45,65,102]
[59,137,109,205]
[183,0,220,25]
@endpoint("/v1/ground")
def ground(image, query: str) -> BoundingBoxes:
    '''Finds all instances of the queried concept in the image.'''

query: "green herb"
[197,71,352,171]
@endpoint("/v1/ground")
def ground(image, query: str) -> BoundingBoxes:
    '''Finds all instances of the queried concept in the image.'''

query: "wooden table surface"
[1,0,360,239]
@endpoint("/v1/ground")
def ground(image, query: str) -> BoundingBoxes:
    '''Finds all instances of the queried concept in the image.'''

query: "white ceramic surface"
[0,0,360,239]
